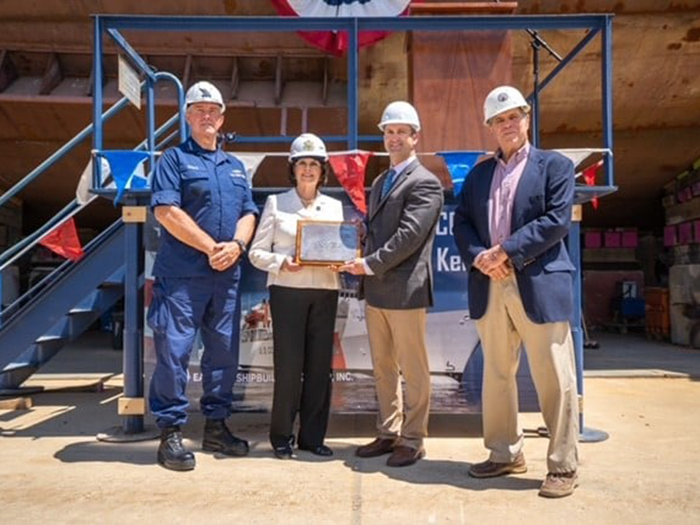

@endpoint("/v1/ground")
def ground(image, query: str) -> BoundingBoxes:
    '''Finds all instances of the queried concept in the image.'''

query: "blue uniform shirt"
[150,137,258,277]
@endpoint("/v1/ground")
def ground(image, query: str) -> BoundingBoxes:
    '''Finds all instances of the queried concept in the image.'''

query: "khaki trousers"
[476,273,579,473]
[365,304,431,449]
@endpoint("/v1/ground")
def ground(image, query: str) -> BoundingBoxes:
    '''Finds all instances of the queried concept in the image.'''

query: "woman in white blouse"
[248,133,343,459]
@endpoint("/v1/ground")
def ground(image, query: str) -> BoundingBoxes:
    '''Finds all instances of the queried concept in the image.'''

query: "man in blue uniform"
[148,81,258,471]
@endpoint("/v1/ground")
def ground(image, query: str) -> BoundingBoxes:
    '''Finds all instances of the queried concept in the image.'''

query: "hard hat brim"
[289,154,329,163]
[484,104,530,125]
[377,120,421,132]
[185,101,226,114]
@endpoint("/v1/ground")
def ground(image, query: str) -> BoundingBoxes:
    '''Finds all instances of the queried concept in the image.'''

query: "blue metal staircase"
[0,221,126,392]
[0,70,185,395]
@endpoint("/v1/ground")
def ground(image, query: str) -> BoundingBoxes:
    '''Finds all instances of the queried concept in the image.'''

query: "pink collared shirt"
[488,142,530,247]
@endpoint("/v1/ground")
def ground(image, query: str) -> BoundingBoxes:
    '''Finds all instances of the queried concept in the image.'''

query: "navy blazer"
[453,146,575,324]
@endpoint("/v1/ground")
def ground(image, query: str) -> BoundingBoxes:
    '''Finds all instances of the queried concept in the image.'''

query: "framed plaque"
[295,220,361,265]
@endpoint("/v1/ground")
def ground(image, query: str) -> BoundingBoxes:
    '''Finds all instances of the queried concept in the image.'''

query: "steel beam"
[100,15,610,32]
[106,28,157,83]
[526,28,600,101]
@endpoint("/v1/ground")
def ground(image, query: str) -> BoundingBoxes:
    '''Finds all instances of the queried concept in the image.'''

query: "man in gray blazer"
[340,101,444,467]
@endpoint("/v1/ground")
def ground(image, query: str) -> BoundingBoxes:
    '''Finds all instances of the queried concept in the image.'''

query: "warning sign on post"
[118,55,141,109]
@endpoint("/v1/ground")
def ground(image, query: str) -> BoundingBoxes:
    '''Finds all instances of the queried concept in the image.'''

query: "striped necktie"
[381,168,397,199]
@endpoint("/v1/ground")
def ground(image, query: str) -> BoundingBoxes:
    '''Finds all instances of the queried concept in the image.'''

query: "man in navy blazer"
[453,86,579,498]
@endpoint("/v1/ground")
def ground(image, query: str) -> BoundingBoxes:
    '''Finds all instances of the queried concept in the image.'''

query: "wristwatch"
[232,238,247,253]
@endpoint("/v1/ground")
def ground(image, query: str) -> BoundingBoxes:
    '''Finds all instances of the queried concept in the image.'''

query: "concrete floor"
[0,332,699,524]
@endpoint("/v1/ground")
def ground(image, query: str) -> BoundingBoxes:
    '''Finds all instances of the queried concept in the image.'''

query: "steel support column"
[122,210,144,434]
[92,16,103,189]
[602,16,614,186]
[347,18,359,150]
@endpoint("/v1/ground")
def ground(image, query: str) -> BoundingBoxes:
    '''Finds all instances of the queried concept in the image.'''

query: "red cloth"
[581,160,603,210]
[329,152,371,214]
[39,217,84,261]
[269,0,407,56]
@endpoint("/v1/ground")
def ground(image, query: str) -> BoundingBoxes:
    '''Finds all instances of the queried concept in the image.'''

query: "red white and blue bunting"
[270,0,411,55]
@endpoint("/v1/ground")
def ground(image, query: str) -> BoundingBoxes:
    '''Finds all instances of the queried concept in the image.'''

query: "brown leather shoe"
[386,445,425,467]
[468,453,527,478]
[355,437,397,458]
[538,471,578,498]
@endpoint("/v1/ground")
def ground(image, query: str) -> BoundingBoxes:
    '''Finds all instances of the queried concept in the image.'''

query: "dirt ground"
[1,333,699,524]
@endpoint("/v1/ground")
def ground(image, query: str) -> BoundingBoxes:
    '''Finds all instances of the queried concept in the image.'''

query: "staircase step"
[100,280,124,288]
[35,334,65,343]
[68,308,96,315]
[2,362,32,372]
[0,221,126,388]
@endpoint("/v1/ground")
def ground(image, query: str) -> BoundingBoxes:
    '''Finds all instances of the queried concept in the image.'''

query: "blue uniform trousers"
[148,272,241,428]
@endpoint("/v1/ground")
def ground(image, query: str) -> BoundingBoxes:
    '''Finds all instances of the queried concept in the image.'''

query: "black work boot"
[157,425,196,471]
[202,418,250,457]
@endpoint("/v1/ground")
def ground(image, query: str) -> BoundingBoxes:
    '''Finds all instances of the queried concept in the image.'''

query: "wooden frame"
[295,220,361,265]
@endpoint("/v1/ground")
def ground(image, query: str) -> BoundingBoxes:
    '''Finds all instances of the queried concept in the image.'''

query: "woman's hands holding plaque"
[281,256,303,273]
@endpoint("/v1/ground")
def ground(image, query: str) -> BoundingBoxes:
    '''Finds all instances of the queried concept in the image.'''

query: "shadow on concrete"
[343,454,542,492]
[55,440,155,465]
[0,391,125,438]
[328,412,483,439]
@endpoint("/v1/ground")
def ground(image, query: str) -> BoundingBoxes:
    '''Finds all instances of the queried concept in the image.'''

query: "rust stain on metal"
[682,27,700,42]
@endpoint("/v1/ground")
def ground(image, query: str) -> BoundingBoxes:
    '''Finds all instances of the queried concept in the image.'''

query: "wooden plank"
[410,30,512,152]
[123,206,147,223]
[0,396,32,410]
[118,397,145,415]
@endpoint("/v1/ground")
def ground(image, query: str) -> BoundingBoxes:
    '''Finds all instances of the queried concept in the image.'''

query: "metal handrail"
[0,96,132,211]
[0,220,124,324]
[0,112,181,272]
[0,71,184,210]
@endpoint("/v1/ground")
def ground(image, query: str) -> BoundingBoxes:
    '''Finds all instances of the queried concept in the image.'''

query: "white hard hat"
[289,133,328,162]
[483,85,530,125]
[185,81,226,113]
[378,101,421,132]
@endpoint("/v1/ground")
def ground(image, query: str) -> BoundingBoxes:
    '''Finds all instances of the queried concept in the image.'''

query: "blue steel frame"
[92,14,616,437]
